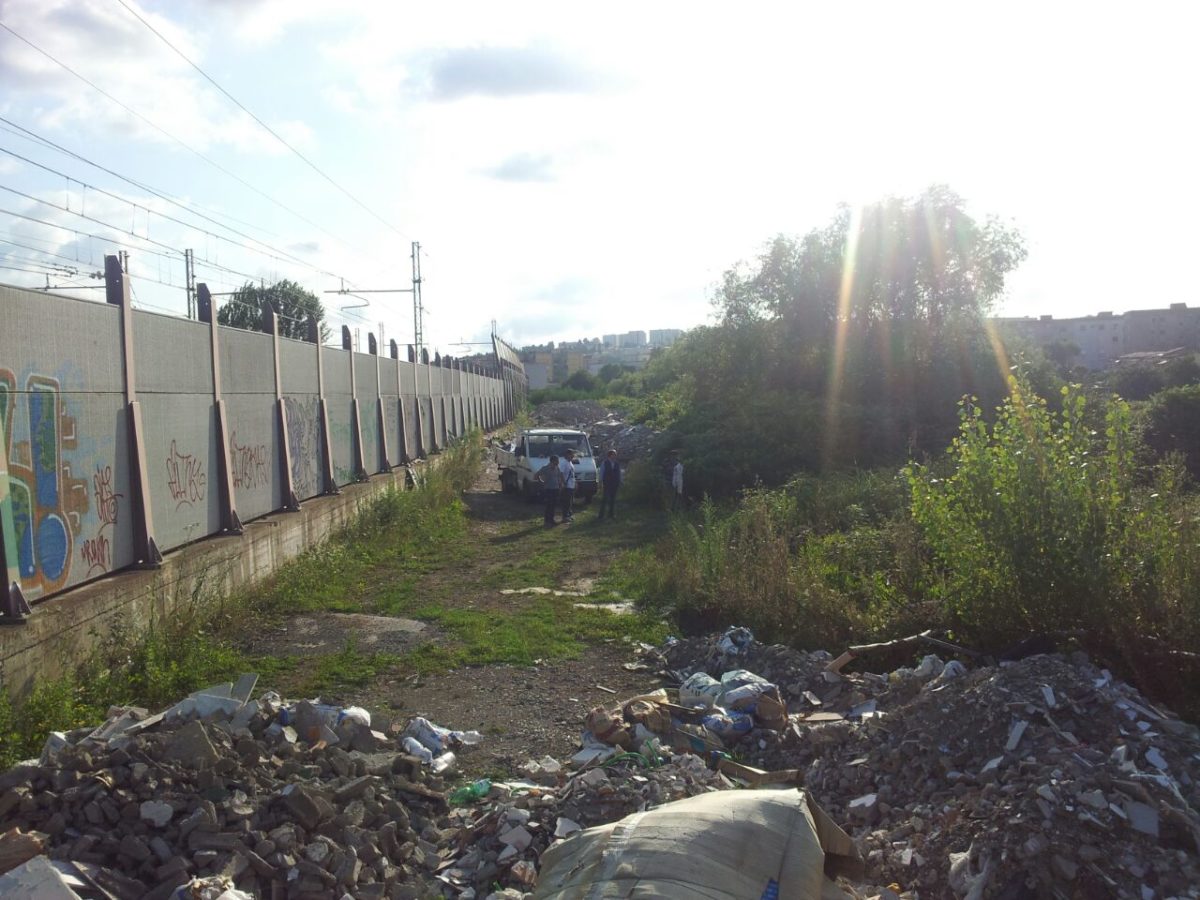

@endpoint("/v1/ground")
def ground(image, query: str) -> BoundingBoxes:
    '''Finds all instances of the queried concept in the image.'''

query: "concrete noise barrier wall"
[0,266,514,621]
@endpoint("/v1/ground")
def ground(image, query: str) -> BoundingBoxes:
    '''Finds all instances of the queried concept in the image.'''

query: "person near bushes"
[559,448,577,524]
[670,450,684,511]
[599,449,622,520]
[536,455,563,527]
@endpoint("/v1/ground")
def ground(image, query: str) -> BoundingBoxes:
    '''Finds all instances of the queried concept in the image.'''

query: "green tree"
[1107,365,1164,401]
[217,279,328,341]
[1145,385,1200,476]
[563,369,598,392]
[651,186,1028,494]
[597,363,627,384]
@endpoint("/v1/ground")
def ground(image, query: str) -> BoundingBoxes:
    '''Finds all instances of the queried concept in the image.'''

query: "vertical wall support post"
[368,333,391,472]
[105,255,162,568]
[264,304,300,511]
[411,346,426,458]
[0,411,31,623]
[424,348,440,452]
[344,326,368,481]
[198,285,243,534]
[314,318,340,495]
[390,341,409,463]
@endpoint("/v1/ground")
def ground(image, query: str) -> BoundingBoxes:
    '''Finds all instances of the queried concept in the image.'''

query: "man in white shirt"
[670,451,684,511]
[559,448,577,523]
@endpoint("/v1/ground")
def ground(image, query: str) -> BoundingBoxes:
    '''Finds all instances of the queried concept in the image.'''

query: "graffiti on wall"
[284,396,321,499]
[165,440,207,510]
[328,415,356,485]
[1,369,91,597]
[80,464,121,576]
[230,432,269,491]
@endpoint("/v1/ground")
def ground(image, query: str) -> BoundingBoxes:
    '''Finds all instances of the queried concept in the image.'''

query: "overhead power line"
[113,0,413,242]
[0,141,349,281]
[0,21,362,254]
[0,191,259,285]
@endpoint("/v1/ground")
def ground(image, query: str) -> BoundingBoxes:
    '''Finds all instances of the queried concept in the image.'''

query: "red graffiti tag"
[230,432,269,491]
[81,532,110,576]
[166,440,207,509]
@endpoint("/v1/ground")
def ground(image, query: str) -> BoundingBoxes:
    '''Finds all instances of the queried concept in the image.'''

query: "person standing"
[599,449,621,520]
[536,455,562,527]
[559,448,577,524]
[670,450,684,511]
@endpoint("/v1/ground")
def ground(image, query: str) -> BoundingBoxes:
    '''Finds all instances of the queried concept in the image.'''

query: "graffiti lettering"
[284,396,321,500]
[80,532,111,576]
[93,464,121,526]
[230,432,269,491]
[165,440,207,509]
[80,464,121,576]
[1,369,89,597]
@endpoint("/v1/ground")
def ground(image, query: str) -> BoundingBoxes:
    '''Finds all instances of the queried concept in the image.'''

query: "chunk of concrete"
[164,721,220,769]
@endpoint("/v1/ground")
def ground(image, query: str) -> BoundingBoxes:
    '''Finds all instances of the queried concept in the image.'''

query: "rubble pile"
[0,679,488,900]
[661,631,1200,899]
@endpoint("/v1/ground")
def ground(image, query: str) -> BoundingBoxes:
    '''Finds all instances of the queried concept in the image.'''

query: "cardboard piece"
[534,789,861,900]
[716,758,801,787]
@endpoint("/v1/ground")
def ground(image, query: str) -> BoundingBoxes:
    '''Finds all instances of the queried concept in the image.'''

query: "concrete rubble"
[0,682,490,899]
[657,630,1200,899]
[3,629,1200,899]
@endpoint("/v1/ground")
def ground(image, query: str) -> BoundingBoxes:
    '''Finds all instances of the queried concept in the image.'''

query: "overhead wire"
[113,0,414,243]
[0,185,275,285]
[0,237,102,271]
[0,21,367,255]
[0,136,353,281]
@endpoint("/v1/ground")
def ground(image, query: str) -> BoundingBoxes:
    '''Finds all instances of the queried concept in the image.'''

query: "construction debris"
[661,629,1200,899]
[531,402,658,461]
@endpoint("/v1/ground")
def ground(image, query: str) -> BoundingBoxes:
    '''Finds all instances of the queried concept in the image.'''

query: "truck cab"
[498,429,599,502]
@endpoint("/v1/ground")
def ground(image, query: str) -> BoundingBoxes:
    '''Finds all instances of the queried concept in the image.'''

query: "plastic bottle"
[448,778,492,806]
[431,751,457,774]
[402,737,434,765]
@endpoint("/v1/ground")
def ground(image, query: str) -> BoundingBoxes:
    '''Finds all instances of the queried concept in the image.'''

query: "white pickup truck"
[496,428,599,503]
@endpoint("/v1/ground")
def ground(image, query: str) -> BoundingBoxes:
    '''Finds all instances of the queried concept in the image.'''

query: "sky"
[1,1,1198,353]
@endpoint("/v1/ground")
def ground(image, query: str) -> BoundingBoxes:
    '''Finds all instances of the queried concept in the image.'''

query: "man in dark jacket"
[599,449,621,520]
[536,455,562,526]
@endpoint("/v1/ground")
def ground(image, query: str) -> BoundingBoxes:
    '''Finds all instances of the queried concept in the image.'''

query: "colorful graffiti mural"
[0,369,90,597]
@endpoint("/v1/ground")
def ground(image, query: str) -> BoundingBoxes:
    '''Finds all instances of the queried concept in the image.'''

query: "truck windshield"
[526,434,592,458]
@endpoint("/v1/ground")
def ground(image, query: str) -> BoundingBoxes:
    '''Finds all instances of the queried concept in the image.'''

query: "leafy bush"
[907,379,1200,654]
[1145,385,1200,477]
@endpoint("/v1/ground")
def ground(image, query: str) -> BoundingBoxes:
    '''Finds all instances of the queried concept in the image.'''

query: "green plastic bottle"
[448,778,492,806]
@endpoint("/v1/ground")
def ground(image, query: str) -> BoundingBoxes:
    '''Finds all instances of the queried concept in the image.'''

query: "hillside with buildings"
[520,328,684,388]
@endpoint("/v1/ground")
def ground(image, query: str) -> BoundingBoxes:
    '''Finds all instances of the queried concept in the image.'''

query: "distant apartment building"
[648,328,683,348]
[602,334,620,349]
[622,330,647,348]
[994,303,1200,370]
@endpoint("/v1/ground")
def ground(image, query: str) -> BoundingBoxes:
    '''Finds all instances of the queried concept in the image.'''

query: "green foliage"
[907,379,1200,653]
[1107,365,1165,401]
[1145,385,1200,477]
[625,472,923,649]
[623,187,1027,497]
[562,370,598,392]
[216,279,329,341]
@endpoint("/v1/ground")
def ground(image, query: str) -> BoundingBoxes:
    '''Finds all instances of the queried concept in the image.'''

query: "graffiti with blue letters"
[1,368,90,597]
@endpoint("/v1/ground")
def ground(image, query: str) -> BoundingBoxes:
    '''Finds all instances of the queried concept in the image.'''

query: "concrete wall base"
[0,465,424,699]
